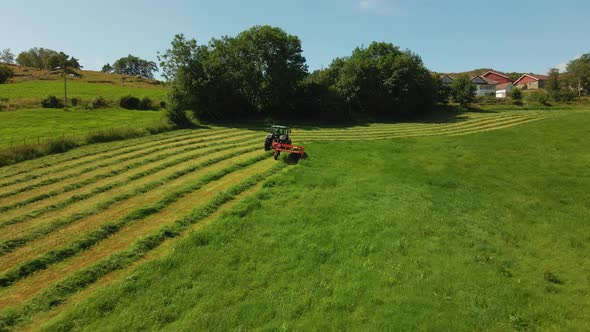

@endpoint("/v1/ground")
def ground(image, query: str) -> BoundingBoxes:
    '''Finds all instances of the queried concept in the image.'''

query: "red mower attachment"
[271,141,305,160]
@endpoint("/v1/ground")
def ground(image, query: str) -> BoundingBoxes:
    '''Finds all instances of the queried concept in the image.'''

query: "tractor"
[264,125,305,160]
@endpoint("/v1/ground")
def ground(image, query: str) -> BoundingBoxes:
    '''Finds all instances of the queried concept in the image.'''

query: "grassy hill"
[0,110,587,331]
[0,64,168,109]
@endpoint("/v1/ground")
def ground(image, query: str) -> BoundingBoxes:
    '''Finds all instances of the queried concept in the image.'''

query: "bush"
[139,97,152,110]
[119,95,141,109]
[41,95,64,108]
[159,101,167,109]
[89,96,109,109]
[70,98,80,107]
[526,91,551,105]
[550,89,578,103]
[0,65,14,83]
[46,137,78,153]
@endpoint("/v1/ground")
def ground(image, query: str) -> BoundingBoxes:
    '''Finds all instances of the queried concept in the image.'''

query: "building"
[513,74,548,90]
[471,76,497,97]
[495,82,514,98]
[440,74,454,85]
[482,71,512,84]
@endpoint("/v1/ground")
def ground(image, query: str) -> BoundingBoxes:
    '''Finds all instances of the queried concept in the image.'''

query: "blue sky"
[1,0,588,76]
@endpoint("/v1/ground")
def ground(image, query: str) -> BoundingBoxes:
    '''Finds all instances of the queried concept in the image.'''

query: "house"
[495,82,514,98]
[440,74,454,85]
[471,76,497,97]
[482,71,512,84]
[513,74,548,90]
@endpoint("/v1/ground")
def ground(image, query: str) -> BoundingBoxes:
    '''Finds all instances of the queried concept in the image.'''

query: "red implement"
[271,141,305,160]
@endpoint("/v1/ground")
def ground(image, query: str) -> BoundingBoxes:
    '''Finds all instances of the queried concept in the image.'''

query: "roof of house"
[440,74,453,80]
[472,76,498,85]
[514,73,549,85]
[482,71,511,81]
[496,82,513,90]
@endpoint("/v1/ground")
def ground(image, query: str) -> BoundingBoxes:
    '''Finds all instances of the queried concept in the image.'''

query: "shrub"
[0,65,14,83]
[89,96,108,109]
[550,89,578,103]
[119,95,141,109]
[46,137,78,153]
[86,128,144,144]
[526,91,550,105]
[41,95,64,108]
[139,97,152,110]
[159,100,167,109]
[70,98,80,107]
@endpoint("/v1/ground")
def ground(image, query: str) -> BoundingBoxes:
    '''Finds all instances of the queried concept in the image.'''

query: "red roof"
[482,71,512,83]
[496,82,512,90]
[514,74,549,85]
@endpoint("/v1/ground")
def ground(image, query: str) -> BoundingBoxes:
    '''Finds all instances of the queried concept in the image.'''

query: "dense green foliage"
[450,74,476,106]
[39,112,590,331]
[567,54,590,94]
[509,87,522,103]
[111,55,158,79]
[161,26,437,124]
[40,95,63,108]
[16,48,80,70]
[0,65,14,83]
[320,43,437,116]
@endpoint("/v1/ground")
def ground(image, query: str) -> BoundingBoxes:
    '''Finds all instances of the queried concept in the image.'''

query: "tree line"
[160,26,440,125]
[0,48,158,80]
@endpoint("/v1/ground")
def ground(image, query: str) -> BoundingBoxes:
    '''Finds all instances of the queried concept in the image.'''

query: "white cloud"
[357,0,405,16]
[554,54,581,73]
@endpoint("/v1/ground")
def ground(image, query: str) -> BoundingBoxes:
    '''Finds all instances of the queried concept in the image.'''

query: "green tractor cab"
[264,125,292,150]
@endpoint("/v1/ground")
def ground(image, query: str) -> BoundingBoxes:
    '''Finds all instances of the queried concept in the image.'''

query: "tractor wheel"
[264,138,272,151]
[273,151,280,160]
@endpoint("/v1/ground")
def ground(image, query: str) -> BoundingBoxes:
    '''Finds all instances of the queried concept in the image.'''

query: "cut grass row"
[298,114,552,140]
[0,142,263,259]
[294,113,541,136]
[0,129,198,181]
[0,142,263,248]
[0,132,262,211]
[0,128,245,193]
[0,152,272,305]
[0,160,285,331]
[0,151,271,288]
[0,152,273,279]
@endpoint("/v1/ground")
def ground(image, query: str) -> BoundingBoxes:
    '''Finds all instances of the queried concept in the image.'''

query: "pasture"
[0,108,166,149]
[0,109,587,331]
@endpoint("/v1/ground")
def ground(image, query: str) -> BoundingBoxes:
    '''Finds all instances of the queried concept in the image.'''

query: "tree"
[0,65,14,84]
[509,87,523,104]
[160,26,308,122]
[101,63,113,73]
[547,68,560,93]
[567,54,590,95]
[450,75,476,107]
[329,42,437,116]
[16,48,80,70]
[112,55,158,79]
[0,49,15,64]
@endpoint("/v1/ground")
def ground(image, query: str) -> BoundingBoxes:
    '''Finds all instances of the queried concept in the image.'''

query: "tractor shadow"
[282,153,308,165]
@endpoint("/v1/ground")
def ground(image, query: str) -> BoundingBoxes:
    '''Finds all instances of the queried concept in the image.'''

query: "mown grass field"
[0,109,587,331]
[0,108,166,148]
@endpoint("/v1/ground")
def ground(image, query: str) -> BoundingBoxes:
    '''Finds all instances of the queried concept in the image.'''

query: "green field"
[0,110,587,331]
[0,108,166,148]
[0,81,167,102]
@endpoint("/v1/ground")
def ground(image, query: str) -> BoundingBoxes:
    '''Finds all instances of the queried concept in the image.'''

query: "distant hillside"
[1,63,163,89]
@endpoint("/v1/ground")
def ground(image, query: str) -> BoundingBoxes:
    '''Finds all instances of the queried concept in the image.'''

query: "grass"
[0,108,166,149]
[33,112,590,331]
[0,162,285,331]
[0,80,167,104]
